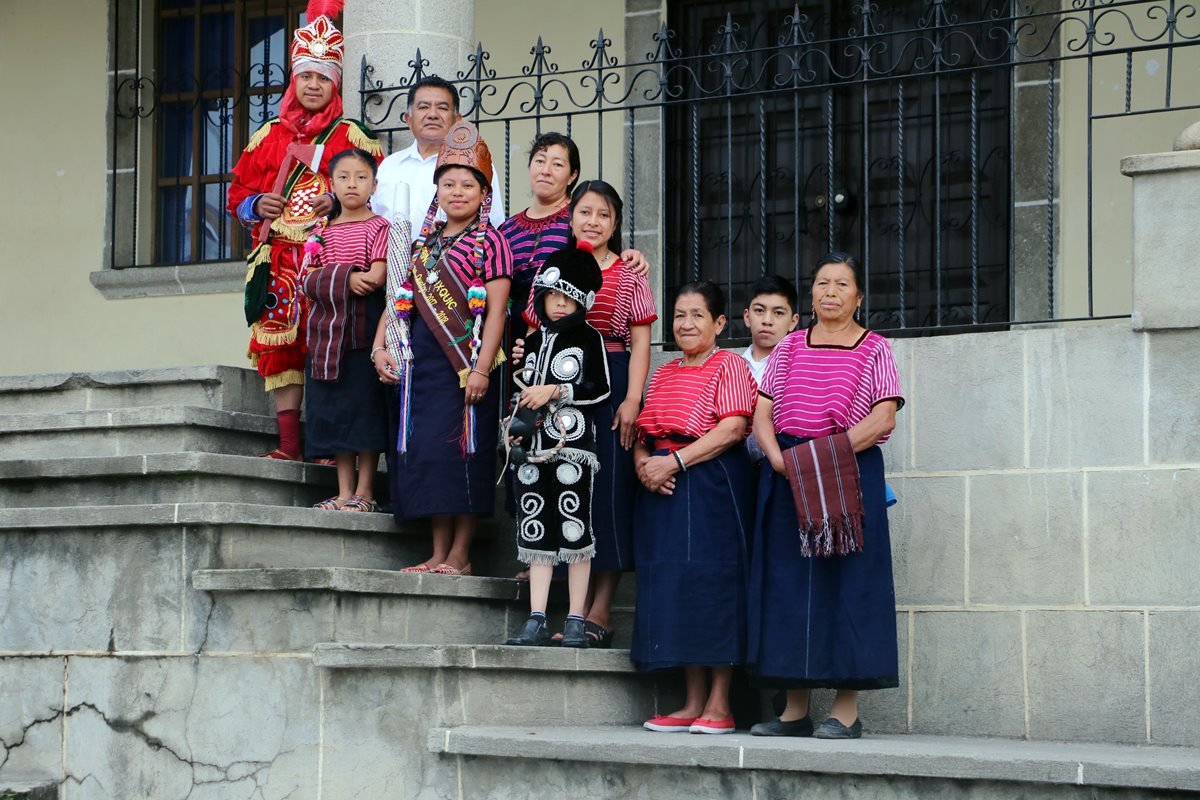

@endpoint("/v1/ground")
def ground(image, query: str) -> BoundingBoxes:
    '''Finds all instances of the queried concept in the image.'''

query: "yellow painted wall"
[0,1,249,376]
[473,1,627,217]
[1057,10,1200,319]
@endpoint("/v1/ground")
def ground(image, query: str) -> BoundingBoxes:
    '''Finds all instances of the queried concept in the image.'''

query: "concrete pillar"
[342,0,475,141]
[1120,147,1200,330]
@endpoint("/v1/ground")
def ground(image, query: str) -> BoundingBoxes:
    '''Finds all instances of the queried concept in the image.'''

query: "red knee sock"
[277,409,301,458]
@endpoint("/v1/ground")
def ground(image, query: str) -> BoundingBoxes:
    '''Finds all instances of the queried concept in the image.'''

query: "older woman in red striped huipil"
[631,281,757,736]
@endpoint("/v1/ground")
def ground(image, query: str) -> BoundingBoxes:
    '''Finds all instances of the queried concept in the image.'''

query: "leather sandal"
[261,448,301,461]
[583,620,613,649]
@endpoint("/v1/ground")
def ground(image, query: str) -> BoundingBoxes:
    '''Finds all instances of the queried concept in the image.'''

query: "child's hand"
[507,435,523,446]
[312,193,335,217]
[510,338,525,363]
[348,272,373,296]
[519,384,559,410]
[255,193,286,220]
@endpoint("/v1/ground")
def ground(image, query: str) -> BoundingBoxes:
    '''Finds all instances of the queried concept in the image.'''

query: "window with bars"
[153,0,309,264]
[664,0,1013,333]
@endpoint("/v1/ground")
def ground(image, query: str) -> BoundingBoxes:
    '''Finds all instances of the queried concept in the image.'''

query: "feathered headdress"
[291,0,345,85]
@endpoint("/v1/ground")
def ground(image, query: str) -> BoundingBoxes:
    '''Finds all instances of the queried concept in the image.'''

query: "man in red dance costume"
[228,0,383,459]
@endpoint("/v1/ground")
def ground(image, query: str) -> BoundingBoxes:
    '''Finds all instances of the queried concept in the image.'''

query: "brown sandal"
[261,448,302,461]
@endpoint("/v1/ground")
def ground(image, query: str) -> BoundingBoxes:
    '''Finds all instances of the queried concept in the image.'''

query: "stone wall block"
[322,668,457,800]
[460,672,570,725]
[1088,469,1200,606]
[889,476,966,605]
[968,473,1084,605]
[0,530,183,652]
[1121,150,1200,330]
[1147,330,1200,464]
[563,674,659,726]
[910,331,1025,471]
[416,0,473,40]
[64,656,319,800]
[1026,325,1143,469]
[1148,611,1200,747]
[882,337,913,473]
[194,592,336,654]
[371,595,508,645]
[0,657,64,780]
[911,612,1025,738]
[1011,204,1053,323]
[1025,611,1145,743]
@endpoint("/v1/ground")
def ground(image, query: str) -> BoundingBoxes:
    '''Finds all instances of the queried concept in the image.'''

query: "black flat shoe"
[560,617,590,648]
[750,716,814,737]
[506,617,550,646]
[813,717,862,739]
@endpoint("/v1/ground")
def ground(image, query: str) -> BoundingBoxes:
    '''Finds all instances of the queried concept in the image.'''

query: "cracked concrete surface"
[0,655,318,800]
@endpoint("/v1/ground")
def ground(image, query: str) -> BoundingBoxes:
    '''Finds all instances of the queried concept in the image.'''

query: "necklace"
[681,346,719,368]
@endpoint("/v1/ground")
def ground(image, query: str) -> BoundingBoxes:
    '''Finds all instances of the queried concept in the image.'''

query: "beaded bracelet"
[369,346,387,363]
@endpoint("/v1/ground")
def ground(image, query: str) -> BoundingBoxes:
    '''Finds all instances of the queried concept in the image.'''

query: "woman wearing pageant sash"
[371,121,512,575]
[746,252,903,740]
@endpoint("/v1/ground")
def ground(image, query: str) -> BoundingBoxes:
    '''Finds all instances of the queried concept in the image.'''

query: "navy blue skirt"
[386,312,501,522]
[630,445,755,672]
[304,348,389,457]
[590,350,637,573]
[747,436,898,689]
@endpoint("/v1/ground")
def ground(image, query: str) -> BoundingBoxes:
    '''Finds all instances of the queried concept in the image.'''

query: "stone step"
[0,406,277,459]
[0,366,269,416]
[0,502,414,570]
[0,452,340,508]
[192,568,524,653]
[0,503,436,654]
[312,643,681,800]
[429,726,1200,799]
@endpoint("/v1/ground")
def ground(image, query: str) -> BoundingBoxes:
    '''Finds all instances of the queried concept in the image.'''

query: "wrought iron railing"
[109,1,1200,337]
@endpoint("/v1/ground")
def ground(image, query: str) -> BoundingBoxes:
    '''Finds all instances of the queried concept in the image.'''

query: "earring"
[854,306,861,321]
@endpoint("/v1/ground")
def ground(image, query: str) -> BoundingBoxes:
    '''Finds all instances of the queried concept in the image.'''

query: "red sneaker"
[643,714,698,733]
[689,717,735,734]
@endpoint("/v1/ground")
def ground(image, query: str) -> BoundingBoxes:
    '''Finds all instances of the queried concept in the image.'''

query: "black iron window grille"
[110,0,308,268]
[110,1,1200,337]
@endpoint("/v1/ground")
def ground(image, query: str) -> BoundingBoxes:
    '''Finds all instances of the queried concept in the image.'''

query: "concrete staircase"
[1,366,1197,799]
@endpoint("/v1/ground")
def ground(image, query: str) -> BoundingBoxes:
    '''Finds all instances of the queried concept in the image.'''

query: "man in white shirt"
[373,76,506,232]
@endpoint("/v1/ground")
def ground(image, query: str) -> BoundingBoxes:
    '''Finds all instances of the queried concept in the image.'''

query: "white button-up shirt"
[372,140,507,234]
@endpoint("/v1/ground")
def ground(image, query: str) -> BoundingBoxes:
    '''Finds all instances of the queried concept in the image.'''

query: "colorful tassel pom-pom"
[467,279,487,316]
[393,281,414,319]
[577,240,594,253]
[303,233,324,256]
